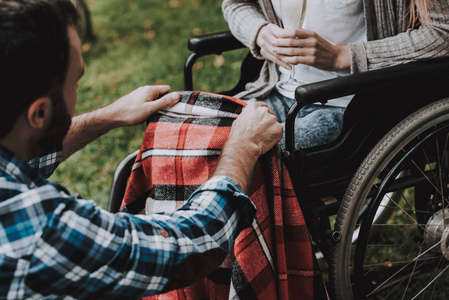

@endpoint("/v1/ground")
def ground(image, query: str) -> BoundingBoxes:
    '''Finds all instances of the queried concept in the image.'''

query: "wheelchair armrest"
[285,56,449,157]
[187,31,245,55]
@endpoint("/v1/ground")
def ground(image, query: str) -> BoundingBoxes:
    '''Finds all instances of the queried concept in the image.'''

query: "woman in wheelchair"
[223,0,449,151]
[221,0,449,299]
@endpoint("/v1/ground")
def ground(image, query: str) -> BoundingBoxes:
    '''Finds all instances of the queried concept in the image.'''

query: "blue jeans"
[247,91,345,151]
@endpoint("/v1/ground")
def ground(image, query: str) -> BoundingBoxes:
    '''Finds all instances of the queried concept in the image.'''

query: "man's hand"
[62,85,180,161]
[213,102,283,193]
[228,102,283,156]
[256,24,350,71]
[106,85,180,127]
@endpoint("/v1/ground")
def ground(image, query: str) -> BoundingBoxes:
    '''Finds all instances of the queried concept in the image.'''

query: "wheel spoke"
[411,265,449,300]
[409,156,448,205]
[402,245,424,300]
[331,101,449,299]
[386,190,428,233]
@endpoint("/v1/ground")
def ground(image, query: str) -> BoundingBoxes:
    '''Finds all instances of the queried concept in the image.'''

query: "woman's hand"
[256,24,350,71]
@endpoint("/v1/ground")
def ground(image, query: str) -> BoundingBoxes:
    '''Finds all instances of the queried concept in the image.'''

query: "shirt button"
[161,231,169,238]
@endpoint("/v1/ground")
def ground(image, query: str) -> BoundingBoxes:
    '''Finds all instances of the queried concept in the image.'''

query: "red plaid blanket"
[120,91,317,299]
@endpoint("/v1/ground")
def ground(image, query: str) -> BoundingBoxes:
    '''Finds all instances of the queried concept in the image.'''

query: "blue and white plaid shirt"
[0,147,255,299]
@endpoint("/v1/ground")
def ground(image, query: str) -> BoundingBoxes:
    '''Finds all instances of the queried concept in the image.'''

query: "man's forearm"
[212,139,260,194]
[62,107,118,161]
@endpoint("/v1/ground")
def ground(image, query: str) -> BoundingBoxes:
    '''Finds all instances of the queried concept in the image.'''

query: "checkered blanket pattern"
[120,91,315,299]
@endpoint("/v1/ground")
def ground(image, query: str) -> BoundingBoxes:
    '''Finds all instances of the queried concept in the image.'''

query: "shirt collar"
[0,146,48,188]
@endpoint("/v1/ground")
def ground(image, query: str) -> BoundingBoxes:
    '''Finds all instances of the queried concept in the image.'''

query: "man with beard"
[0,1,282,299]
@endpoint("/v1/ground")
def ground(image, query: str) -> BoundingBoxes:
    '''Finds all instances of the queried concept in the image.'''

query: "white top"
[272,0,366,106]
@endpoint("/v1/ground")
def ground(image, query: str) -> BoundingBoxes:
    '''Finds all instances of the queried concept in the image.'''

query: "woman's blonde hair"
[410,0,430,27]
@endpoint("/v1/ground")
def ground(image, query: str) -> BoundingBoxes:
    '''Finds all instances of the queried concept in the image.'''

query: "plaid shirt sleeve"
[3,176,255,299]
[27,149,62,178]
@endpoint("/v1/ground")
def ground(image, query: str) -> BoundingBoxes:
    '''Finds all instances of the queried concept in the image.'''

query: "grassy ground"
[50,0,248,208]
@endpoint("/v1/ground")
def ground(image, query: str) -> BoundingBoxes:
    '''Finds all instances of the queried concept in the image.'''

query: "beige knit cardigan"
[222,0,449,99]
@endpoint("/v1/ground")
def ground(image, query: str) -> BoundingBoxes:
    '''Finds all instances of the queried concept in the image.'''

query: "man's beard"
[37,91,72,154]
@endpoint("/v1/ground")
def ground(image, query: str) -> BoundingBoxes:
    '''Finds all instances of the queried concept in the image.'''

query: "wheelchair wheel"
[330,98,449,299]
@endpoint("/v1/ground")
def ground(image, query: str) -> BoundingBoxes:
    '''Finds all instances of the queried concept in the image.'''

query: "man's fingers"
[266,108,276,117]
[245,102,278,120]
[144,85,172,101]
[149,92,180,111]
[250,101,267,108]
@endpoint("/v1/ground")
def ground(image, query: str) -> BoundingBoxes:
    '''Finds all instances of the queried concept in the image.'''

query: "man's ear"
[27,97,52,129]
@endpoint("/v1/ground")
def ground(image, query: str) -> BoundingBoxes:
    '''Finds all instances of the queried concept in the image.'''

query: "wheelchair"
[108,31,449,299]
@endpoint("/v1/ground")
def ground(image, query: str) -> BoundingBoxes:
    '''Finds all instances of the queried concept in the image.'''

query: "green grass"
[49,0,248,208]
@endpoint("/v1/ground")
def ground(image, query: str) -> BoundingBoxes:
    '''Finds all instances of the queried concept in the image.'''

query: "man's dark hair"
[0,0,79,138]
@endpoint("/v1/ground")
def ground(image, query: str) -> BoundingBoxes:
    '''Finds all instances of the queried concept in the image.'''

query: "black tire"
[331,98,449,299]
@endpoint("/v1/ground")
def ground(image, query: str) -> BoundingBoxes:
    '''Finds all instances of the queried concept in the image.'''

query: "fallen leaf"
[213,55,225,68]
[193,61,203,71]
[145,30,156,39]
[170,0,182,8]
[192,28,202,36]
[81,43,91,53]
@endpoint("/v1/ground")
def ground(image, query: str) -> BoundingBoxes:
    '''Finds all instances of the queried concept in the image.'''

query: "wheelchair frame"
[109,31,449,299]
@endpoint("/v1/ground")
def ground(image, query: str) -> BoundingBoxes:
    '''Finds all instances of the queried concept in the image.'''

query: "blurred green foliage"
[50,0,248,208]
